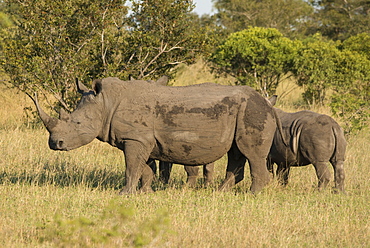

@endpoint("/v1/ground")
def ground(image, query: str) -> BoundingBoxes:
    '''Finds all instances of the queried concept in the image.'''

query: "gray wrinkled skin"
[34,77,280,194]
[267,97,346,192]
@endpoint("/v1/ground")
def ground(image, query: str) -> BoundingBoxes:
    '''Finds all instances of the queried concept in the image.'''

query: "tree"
[308,0,370,40]
[212,27,298,97]
[120,0,213,79]
[292,34,342,105]
[329,52,370,133]
[1,0,126,111]
[292,33,370,132]
[329,34,370,133]
[214,0,313,38]
[0,0,215,113]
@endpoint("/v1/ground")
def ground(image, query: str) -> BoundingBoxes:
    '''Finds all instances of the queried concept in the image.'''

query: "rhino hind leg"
[218,144,246,191]
[203,162,215,186]
[185,163,215,187]
[330,160,345,192]
[248,156,271,193]
[313,161,331,190]
[147,158,157,175]
[159,161,173,184]
[184,166,200,187]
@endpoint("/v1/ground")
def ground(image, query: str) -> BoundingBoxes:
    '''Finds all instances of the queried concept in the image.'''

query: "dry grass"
[0,64,369,247]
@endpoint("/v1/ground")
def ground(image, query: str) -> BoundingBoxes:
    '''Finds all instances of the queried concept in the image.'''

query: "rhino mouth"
[49,139,70,151]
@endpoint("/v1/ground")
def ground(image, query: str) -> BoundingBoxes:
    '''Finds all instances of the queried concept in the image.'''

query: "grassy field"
[0,67,369,247]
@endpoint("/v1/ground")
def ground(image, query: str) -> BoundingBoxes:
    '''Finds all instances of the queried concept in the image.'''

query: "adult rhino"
[267,96,346,192]
[136,76,214,187]
[31,77,282,194]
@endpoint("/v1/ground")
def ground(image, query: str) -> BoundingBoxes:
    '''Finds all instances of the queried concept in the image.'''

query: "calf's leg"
[331,160,345,192]
[313,162,331,190]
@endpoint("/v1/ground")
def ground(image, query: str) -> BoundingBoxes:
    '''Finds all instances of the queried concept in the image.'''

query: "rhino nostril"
[58,140,64,148]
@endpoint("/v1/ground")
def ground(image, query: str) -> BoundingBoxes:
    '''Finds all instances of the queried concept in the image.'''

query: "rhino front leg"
[119,142,154,195]
[313,162,331,190]
[140,163,155,193]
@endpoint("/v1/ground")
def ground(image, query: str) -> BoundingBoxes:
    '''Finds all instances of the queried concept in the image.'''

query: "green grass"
[0,64,369,247]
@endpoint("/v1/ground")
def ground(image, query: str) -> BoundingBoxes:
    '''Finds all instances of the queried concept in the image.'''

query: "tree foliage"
[1,0,126,111]
[212,27,298,97]
[292,34,342,105]
[330,34,370,133]
[293,33,370,133]
[308,0,370,41]
[0,0,213,112]
[213,0,313,38]
[121,0,213,79]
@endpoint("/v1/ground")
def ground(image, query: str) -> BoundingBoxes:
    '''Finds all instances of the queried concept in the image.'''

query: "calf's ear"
[92,79,103,95]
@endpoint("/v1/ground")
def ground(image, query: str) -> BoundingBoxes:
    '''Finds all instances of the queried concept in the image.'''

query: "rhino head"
[33,79,104,151]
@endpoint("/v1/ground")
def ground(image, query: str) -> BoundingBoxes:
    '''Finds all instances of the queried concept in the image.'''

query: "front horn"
[27,93,58,132]
[76,78,90,94]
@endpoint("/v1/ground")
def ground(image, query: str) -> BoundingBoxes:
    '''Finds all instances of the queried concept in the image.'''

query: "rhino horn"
[28,93,58,132]
[76,78,90,94]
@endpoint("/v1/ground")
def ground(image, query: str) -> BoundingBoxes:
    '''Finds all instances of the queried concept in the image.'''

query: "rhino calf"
[268,96,346,192]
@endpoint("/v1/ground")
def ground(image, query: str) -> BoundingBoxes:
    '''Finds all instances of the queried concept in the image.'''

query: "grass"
[0,64,369,247]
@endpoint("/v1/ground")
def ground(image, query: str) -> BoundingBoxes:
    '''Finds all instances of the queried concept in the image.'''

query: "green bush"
[212,27,298,96]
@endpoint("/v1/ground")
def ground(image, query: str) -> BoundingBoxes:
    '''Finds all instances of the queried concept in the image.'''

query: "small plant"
[39,201,171,247]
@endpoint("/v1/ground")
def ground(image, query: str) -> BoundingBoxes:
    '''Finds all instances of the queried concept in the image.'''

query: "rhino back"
[150,84,250,164]
[105,81,254,165]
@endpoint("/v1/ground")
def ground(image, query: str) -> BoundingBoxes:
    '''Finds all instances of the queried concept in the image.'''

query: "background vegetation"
[0,77,369,247]
[0,0,369,246]
[1,0,368,132]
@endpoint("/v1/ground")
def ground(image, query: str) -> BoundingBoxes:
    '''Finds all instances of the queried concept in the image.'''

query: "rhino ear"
[76,78,90,94]
[129,75,136,80]
[59,108,70,121]
[156,75,169,86]
[268,95,278,106]
[92,79,103,95]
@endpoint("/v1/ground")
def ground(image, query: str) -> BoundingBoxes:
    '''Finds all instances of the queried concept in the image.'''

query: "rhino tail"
[272,108,288,147]
[290,120,302,157]
[331,125,347,162]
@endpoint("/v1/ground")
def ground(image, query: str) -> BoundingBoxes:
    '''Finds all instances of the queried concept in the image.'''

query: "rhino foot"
[119,187,137,195]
